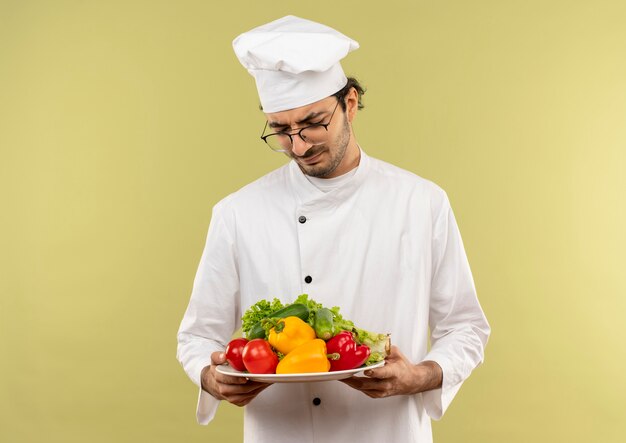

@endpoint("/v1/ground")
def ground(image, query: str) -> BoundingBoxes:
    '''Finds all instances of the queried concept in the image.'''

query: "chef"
[177,15,490,443]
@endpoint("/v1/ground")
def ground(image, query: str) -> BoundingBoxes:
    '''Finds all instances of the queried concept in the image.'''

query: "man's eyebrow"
[268,111,326,129]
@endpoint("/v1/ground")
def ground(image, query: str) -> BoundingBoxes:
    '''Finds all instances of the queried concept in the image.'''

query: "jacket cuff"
[420,353,463,420]
[190,356,213,389]
[196,386,221,425]
[190,357,220,425]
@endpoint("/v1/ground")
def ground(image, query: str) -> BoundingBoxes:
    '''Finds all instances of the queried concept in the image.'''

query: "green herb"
[241,298,284,336]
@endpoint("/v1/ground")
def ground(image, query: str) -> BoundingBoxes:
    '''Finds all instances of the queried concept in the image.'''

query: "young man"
[177,15,490,442]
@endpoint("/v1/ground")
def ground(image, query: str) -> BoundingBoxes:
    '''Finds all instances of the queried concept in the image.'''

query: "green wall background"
[1,1,625,441]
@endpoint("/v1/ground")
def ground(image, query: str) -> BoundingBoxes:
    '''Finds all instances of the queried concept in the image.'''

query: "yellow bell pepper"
[276,339,332,374]
[267,316,316,355]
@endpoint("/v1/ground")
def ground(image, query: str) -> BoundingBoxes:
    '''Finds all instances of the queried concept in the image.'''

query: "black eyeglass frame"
[260,100,340,152]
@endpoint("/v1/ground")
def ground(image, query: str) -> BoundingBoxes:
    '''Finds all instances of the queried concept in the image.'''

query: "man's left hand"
[340,346,443,398]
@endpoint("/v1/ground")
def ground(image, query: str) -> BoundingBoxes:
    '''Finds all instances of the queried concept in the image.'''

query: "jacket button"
[304,275,312,284]
[298,215,307,223]
[312,397,321,406]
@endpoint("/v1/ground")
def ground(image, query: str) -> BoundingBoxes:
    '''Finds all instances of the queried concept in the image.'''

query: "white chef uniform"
[177,148,490,443]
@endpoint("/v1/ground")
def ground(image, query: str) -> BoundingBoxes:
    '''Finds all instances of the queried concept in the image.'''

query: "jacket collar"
[288,146,370,210]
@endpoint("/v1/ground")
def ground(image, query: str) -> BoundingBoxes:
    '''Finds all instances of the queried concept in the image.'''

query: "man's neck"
[324,139,361,178]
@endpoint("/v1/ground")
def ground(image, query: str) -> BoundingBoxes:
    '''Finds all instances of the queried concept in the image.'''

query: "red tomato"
[225,338,249,372]
[242,339,278,374]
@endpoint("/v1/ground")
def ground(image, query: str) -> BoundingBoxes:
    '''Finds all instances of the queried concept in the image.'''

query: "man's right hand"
[201,351,271,407]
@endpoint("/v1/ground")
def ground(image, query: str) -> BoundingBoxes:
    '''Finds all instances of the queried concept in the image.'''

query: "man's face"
[265,96,351,178]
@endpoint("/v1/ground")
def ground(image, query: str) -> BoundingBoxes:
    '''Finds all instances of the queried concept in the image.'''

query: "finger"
[218,381,271,395]
[224,378,270,391]
[384,346,405,363]
[340,378,390,397]
[214,368,272,388]
[339,376,362,388]
[214,371,249,385]
[244,381,272,390]
[358,389,389,399]
[211,351,226,365]
[340,376,383,390]
[386,346,414,368]
[225,392,258,406]
[224,384,271,406]
[343,375,395,390]
[246,383,271,396]
[228,392,262,407]
[231,396,253,407]
[363,364,394,379]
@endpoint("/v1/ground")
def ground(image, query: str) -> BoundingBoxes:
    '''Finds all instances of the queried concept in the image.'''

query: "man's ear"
[346,87,359,123]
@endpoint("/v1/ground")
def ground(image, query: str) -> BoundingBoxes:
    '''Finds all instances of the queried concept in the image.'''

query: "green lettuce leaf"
[241,297,284,336]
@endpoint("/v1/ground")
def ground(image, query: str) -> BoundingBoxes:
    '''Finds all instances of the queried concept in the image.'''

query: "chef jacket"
[177,149,490,443]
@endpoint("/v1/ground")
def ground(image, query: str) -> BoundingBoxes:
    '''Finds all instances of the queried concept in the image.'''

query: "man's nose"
[290,134,310,157]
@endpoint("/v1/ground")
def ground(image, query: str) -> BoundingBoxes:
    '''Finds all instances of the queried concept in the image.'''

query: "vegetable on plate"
[267,316,316,354]
[224,337,249,372]
[241,339,279,374]
[227,294,390,375]
[276,339,337,374]
[244,301,309,340]
[325,330,370,371]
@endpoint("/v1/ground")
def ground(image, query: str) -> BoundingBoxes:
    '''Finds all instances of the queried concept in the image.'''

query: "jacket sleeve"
[176,200,241,425]
[421,192,490,420]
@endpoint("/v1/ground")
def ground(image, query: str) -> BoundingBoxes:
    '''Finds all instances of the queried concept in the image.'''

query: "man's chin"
[298,162,330,178]
[302,163,341,178]
[293,147,341,177]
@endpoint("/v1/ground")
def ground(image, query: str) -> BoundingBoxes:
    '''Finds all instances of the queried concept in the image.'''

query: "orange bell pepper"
[276,339,336,374]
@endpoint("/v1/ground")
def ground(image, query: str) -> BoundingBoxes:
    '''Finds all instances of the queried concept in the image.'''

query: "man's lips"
[299,150,324,165]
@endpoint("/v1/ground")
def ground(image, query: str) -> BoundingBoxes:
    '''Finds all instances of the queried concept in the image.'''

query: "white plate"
[216,360,386,383]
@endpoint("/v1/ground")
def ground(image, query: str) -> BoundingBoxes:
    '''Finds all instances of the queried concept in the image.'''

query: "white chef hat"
[232,15,359,113]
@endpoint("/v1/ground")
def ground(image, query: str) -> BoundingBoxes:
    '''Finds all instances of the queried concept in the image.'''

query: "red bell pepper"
[325,331,371,371]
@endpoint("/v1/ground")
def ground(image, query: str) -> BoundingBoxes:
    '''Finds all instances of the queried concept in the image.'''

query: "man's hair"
[333,77,366,111]
[258,77,366,112]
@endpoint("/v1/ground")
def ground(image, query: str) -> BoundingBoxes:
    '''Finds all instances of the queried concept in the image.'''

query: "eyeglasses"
[260,101,340,152]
